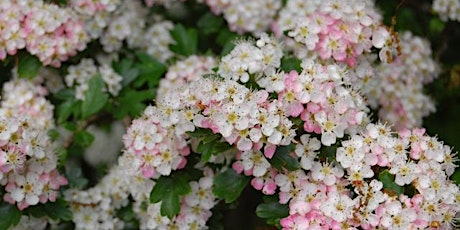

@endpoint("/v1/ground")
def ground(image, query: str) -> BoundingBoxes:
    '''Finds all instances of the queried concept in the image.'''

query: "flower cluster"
[122,104,190,178]
[0,77,67,210]
[265,123,459,229]
[65,57,123,100]
[70,0,147,53]
[360,32,439,130]
[276,0,398,65]
[158,55,217,96]
[65,155,151,230]
[71,0,176,60]
[135,167,217,229]
[200,0,282,34]
[2,1,458,229]
[432,0,460,22]
[218,33,283,83]
[66,151,217,230]
[0,0,89,66]
[116,33,458,229]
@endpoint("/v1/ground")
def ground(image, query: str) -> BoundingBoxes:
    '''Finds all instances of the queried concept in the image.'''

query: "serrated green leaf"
[134,53,166,88]
[150,172,191,218]
[268,144,300,171]
[74,130,94,148]
[26,198,73,221]
[0,202,21,229]
[81,75,109,119]
[113,89,154,119]
[213,169,250,203]
[379,170,404,196]
[160,191,181,219]
[18,53,41,79]
[256,201,289,220]
[169,24,198,56]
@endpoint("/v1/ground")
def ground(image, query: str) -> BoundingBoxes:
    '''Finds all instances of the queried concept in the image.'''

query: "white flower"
[294,134,321,170]
[241,150,271,177]
[389,161,420,186]
[337,134,365,169]
[311,162,344,186]
[320,191,356,222]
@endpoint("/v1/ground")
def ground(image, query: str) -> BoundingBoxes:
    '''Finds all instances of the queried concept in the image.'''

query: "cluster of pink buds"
[199,0,282,34]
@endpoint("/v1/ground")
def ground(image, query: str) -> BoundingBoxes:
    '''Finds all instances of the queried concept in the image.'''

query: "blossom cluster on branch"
[0,0,459,229]
[0,78,67,211]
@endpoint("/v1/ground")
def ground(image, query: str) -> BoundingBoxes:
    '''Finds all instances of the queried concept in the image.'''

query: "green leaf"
[0,202,21,229]
[256,201,289,220]
[319,144,338,162]
[217,29,238,57]
[379,170,404,196]
[268,144,300,171]
[280,56,302,73]
[74,130,95,148]
[428,17,446,34]
[81,75,109,119]
[256,200,289,228]
[47,129,60,142]
[134,53,167,88]
[451,169,460,185]
[187,128,215,138]
[27,198,73,221]
[116,202,140,229]
[196,140,233,162]
[66,164,88,189]
[113,89,154,119]
[213,169,250,203]
[150,172,191,219]
[190,128,233,162]
[160,191,181,219]
[54,88,75,101]
[169,24,198,56]
[197,141,214,162]
[113,58,140,87]
[56,100,81,124]
[17,52,41,79]
[198,12,225,35]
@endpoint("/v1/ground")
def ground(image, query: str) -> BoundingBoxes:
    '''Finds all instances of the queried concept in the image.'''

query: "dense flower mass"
[0,77,67,210]
[199,0,282,34]
[275,0,399,65]
[279,124,459,229]
[0,0,89,66]
[65,56,123,100]
[432,0,460,22]
[359,32,439,130]
[0,0,459,229]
